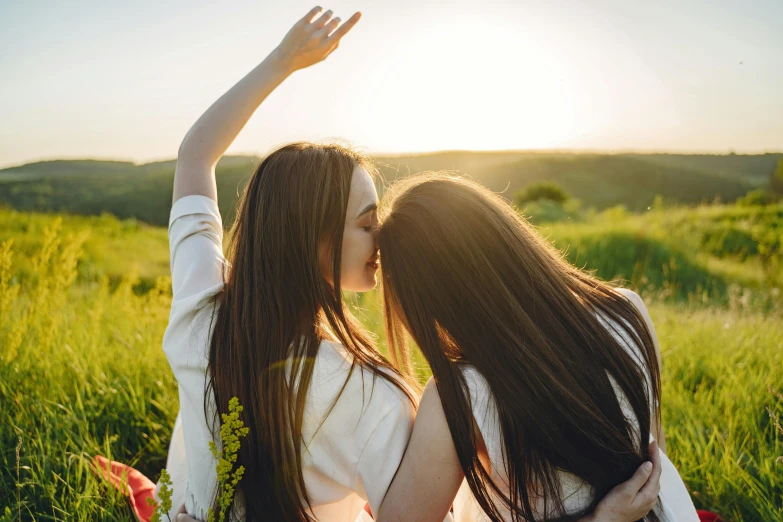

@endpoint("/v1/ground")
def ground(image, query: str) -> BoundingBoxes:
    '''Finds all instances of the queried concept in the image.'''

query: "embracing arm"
[375,379,465,522]
[376,379,661,522]
[173,6,361,204]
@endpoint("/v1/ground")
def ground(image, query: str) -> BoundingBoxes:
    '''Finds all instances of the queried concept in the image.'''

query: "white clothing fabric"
[159,194,415,522]
[453,289,699,522]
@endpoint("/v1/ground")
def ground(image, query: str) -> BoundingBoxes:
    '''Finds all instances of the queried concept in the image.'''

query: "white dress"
[158,194,413,522]
[453,289,700,522]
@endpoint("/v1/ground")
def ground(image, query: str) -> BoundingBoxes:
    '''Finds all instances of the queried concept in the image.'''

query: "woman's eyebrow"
[355,202,377,219]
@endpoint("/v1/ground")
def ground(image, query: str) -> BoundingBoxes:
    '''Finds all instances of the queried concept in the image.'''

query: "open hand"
[273,6,361,72]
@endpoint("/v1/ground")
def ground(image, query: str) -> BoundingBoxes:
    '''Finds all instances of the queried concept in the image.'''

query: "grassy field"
[1,201,781,521]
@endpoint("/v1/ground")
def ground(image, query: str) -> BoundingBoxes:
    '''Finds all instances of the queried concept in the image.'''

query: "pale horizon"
[2,0,782,170]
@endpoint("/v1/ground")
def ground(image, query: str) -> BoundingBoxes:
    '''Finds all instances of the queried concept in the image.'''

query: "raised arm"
[173,6,361,204]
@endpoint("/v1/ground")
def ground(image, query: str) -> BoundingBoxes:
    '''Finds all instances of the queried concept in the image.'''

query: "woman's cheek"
[341,229,367,281]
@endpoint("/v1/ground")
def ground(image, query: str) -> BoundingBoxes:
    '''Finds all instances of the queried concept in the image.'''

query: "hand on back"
[274,6,361,72]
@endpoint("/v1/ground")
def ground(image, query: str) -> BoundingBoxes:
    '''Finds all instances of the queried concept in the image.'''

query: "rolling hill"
[0,151,775,226]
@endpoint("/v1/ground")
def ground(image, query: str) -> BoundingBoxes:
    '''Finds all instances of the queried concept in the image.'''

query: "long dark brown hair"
[378,174,662,522]
[205,142,415,521]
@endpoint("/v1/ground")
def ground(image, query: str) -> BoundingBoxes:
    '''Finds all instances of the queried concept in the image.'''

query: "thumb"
[622,460,654,496]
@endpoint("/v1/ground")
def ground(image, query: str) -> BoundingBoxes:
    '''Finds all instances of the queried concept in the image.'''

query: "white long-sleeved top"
[160,194,414,522]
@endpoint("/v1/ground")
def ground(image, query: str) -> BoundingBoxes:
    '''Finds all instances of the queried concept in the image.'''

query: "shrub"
[513,182,570,206]
[737,189,777,207]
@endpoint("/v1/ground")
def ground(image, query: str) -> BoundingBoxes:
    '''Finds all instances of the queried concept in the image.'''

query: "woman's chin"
[344,273,379,293]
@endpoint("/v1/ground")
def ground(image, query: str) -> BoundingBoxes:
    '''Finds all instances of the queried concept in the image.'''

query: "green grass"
[1,252,176,520]
[1,202,781,520]
[650,303,783,521]
[537,203,783,305]
[0,208,169,292]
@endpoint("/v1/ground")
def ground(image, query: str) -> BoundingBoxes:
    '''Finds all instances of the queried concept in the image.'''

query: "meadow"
[1,198,781,521]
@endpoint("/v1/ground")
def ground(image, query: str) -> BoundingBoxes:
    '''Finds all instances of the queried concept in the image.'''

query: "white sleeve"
[168,195,227,302]
[352,397,415,516]
[163,195,226,520]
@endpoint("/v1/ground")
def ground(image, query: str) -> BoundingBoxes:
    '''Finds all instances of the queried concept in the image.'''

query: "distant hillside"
[0,159,140,181]
[0,156,260,180]
[625,153,781,187]
[0,152,773,226]
[0,156,261,226]
[374,151,756,210]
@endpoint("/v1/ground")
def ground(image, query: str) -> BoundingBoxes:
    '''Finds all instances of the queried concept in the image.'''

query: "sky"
[1,0,781,169]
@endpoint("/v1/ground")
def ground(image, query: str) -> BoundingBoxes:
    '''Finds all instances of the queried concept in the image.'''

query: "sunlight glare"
[356,15,576,152]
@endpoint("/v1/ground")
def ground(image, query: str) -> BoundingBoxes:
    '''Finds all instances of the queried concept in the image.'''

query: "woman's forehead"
[348,166,378,218]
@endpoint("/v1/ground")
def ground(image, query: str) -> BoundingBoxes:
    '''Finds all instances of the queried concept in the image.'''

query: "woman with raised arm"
[164,8,418,521]
[164,7,663,522]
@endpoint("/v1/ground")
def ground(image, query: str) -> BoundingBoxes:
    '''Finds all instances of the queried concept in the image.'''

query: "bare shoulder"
[420,377,445,416]
[414,377,451,436]
[420,375,492,474]
[423,375,439,395]
[408,377,457,463]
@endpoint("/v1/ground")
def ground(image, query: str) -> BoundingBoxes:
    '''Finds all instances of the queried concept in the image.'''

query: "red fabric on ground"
[92,455,156,522]
[697,509,724,522]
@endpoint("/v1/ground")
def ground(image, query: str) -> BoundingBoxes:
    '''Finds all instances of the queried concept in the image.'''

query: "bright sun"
[356,14,577,152]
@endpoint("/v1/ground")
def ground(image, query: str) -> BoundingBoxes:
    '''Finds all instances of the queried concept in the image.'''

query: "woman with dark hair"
[162,8,418,521]
[375,174,700,521]
[165,7,662,522]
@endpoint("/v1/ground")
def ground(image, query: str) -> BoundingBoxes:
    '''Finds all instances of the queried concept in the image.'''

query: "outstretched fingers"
[318,16,342,37]
[278,7,361,70]
[325,11,361,43]
[300,6,324,25]
[311,9,334,29]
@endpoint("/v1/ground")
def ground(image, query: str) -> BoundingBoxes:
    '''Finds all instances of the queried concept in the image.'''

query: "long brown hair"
[206,142,414,521]
[378,174,662,522]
